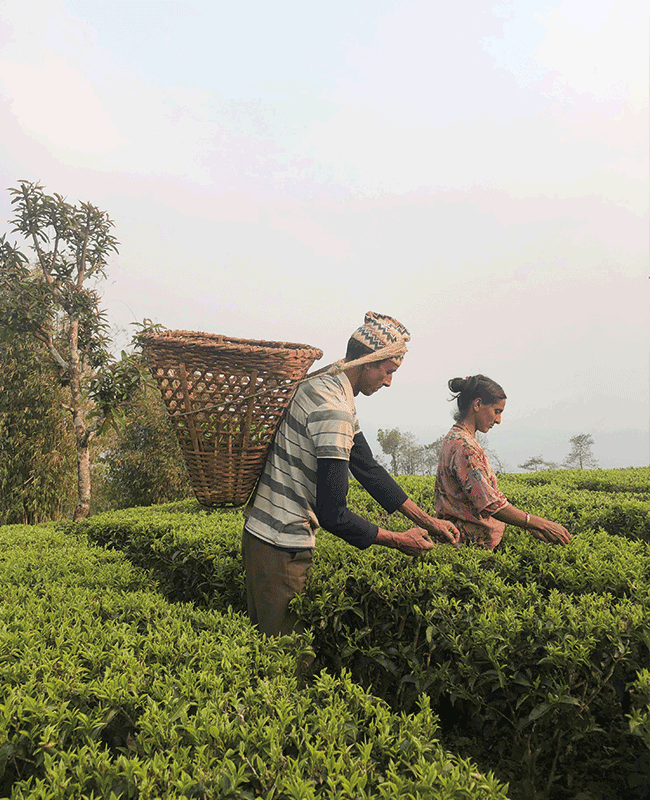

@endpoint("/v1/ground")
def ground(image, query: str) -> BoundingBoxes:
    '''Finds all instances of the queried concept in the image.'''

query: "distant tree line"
[0,180,603,523]
[377,428,598,476]
[376,427,507,476]
[376,428,443,476]
[518,434,598,472]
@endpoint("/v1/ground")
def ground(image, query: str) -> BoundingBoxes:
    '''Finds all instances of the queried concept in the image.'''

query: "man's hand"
[421,518,460,546]
[375,527,437,556]
[397,498,460,546]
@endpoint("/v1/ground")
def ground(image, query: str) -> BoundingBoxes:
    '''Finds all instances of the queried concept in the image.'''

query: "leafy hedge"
[348,472,650,545]
[0,524,507,799]
[293,528,650,797]
[497,482,650,544]
[71,470,650,616]
[11,467,650,799]
[502,467,650,499]
[69,505,246,611]
[629,669,650,754]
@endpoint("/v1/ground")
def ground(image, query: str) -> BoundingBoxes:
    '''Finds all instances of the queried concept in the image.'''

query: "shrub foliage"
[0,525,506,799]
[2,467,650,799]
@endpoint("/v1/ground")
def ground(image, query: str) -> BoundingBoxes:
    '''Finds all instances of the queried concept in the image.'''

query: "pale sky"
[0,0,647,470]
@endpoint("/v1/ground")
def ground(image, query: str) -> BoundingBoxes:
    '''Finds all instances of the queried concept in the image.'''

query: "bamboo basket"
[140,329,323,507]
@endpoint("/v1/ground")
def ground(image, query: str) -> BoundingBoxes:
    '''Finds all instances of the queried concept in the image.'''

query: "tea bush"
[17,466,650,799]
[69,505,246,612]
[348,471,650,544]
[0,524,507,799]
[293,527,650,798]
[503,467,650,499]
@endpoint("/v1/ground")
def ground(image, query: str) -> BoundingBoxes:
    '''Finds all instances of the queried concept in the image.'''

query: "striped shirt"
[244,372,361,550]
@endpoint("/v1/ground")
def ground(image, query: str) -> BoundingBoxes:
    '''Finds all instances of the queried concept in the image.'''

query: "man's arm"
[398,498,460,546]
[316,458,437,555]
[374,526,440,555]
[349,432,460,546]
[348,432,408,510]
[315,458,378,549]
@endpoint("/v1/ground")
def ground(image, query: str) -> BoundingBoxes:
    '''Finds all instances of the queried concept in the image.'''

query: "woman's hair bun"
[448,377,468,394]
[447,374,506,422]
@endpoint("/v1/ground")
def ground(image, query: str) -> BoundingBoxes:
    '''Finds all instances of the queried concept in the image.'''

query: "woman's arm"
[493,504,571,545]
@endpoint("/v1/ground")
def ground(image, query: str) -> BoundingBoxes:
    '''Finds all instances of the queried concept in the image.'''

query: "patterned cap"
[351,311,410,364]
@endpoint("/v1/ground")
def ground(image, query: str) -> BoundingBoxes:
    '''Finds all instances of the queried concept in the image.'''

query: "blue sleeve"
[349,432,408,513]
[316,458,379,549]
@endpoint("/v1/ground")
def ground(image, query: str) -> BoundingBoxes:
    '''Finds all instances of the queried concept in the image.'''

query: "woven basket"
[140,330,323,507]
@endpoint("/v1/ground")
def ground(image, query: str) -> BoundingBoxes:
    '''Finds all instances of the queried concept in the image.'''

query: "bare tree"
[376,429,506,476]
[421,436,445,475]
[563,433,598,469]
[397,431,423,475]
[518,455,558,472]
[377,428,402,474]
[476,432,508,474]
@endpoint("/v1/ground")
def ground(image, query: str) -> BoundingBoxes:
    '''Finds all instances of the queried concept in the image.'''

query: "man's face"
[357,359,400,396]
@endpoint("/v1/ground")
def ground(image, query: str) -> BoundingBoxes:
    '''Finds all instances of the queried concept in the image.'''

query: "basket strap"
[168,340,408,418]
[305,339,408,379]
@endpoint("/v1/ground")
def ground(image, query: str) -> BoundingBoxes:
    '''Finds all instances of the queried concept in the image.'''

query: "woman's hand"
[494,505,571,546]
[528,516,571,545]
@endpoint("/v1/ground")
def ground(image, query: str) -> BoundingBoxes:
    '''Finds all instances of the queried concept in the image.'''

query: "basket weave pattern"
[140,330,323,507]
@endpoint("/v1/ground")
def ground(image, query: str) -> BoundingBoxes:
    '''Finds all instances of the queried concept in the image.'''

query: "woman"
[434,375,571,550]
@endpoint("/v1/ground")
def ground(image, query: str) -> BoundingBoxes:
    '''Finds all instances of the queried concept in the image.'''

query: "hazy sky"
[0,0,647,471]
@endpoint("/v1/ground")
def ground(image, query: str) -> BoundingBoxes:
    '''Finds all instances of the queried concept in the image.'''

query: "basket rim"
[139,329,323,356]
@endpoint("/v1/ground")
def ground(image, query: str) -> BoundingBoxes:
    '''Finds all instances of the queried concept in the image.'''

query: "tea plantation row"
[0,525,506,799]
[2,467,650,799]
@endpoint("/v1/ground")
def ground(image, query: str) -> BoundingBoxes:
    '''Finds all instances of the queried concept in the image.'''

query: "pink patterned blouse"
[434,425,509,550]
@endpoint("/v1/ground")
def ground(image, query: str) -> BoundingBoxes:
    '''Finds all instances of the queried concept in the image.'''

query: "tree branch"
[44,332,70,372]
[18,183,48,272]
[43,232,60,284]
[77,208,90,289]
[81,418,104,446]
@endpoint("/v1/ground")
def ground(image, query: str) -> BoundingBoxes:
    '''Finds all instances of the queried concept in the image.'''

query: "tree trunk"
[70,318,92,521]
[74,439,92,521]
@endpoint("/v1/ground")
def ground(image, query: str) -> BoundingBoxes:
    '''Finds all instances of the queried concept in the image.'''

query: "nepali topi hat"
[350,311,410,365]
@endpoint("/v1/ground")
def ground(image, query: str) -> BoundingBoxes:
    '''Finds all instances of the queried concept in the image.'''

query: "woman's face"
[474,398,506,434]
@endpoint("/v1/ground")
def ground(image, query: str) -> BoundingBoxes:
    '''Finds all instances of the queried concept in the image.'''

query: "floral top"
[434,425,509,550]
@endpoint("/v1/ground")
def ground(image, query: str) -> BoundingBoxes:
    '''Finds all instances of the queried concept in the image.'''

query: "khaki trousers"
[241,527,314,637]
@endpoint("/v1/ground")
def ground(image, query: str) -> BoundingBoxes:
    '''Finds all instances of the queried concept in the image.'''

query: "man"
[242,311,460,637]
